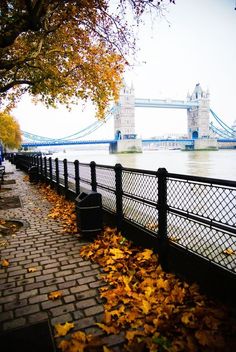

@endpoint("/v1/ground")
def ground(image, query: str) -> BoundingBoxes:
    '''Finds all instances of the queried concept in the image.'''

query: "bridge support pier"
[109,139,142,154]
[193,138,218,150]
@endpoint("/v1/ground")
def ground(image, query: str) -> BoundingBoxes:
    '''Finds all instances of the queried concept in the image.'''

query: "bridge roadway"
[21,138,236,148]
[21,138,195,148]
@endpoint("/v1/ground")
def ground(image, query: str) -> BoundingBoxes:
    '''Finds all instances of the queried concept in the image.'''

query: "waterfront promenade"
[0,161,124,351]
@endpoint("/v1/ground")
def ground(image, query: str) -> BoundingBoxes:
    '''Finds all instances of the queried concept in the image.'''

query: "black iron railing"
[13,154,236,276]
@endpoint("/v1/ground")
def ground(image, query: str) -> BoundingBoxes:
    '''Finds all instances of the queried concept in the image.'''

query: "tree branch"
[0,80,33,93]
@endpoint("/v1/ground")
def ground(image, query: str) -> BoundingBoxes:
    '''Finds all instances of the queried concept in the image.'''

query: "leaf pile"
[38,184,78,234]
[57,328,113,352]
[79,228,236,352]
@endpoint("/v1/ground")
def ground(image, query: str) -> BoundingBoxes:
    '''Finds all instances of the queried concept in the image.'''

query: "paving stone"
[28,293,48,304]
[77,276,97,285]
[50,303,75,317]
[15,303,40,317]
[75,298,97,309]
[74,317,96,330]
[0,311,14,323]
[70,284,89,294]
[28,311,49,324]
[3,317,26,330]
[4,299,27,310]
[84,305,104,317]
[41,300,63,310]
[51,313,73,325]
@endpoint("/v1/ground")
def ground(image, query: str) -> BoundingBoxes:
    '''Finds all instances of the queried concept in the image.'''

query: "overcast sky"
[13,0,236,140]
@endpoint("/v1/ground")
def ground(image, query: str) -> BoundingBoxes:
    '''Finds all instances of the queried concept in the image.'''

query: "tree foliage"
[0,112,21,148]
[0,0,175,118]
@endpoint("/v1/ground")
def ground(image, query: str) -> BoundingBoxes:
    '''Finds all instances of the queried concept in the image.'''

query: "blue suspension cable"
[210,109,236,134]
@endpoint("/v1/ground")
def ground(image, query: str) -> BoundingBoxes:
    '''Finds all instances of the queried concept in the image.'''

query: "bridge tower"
[187,83,218,150]
[110,83,142,153]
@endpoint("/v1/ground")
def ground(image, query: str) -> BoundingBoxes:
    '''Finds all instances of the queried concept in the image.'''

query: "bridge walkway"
[0,160,124,351]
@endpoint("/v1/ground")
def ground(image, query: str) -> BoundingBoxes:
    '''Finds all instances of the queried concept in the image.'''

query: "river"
[51,148,236,181]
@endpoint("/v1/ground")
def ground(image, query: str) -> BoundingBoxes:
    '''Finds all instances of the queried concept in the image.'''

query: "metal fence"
[13,154,236,275]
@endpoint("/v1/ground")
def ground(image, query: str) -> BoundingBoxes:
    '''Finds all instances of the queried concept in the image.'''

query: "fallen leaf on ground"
[48,291,63,300]
[1,259,9,267]
[28,267,37,272]
[54,322,75,337]
[223,248,235,255]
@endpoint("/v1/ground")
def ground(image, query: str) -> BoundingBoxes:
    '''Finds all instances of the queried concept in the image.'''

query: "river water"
[51,148,236,181]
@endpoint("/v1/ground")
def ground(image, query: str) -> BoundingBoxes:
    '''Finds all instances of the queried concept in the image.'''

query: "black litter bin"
[28,166,39,183]
[75,191,103,236]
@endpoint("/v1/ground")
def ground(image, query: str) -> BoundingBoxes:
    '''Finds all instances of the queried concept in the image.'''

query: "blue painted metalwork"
[21,139,117,147]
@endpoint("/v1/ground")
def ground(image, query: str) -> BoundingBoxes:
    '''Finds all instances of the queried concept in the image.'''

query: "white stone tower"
[114,83,136,139]
[187,83,210,139]
[110,82,142,153]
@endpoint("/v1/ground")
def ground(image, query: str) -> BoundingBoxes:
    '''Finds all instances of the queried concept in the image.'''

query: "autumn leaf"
[109,248,125,259]
[103,346,113,352]
[136,249,153,261]
[181,311,196,327]
[223,248,235,255]
[1,259,9,267]
[126,330,145,341]
[96,323,118,335]
[48,291,63,300]
[72,331,87,342]
[58,340,70,352]
[54,322,75,337]
[28,267,37,273]
[140,299,151,314]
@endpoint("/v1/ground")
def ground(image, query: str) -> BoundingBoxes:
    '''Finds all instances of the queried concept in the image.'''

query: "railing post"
[115,163,123,233]
[49,157,53,185]
[55,158,60,194]
[40,156,43,181]
[44,156,47,181]
[157,167,168,271]
[74,160,80,195]
[90,161,97,192]
[63,158,69,197]
[36,156,40,176]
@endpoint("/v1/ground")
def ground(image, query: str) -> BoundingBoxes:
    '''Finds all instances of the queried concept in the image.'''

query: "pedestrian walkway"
[0,160,124,351]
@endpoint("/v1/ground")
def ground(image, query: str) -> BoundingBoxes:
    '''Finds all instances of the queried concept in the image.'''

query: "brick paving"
[0,160,124,351]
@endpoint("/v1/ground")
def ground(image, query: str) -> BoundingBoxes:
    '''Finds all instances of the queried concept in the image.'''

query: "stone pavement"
[0,160,124,351]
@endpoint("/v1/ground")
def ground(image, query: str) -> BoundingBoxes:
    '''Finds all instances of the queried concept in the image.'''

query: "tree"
[0,112,21,149]
[0,0,175,118]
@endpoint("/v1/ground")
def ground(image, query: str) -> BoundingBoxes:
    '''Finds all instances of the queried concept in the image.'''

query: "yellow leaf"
[126,330,145,342]
[48,291,63,300]
[137,249,153,261]
[109,248,124,259]
[28,267,37,273]
[1,259,9,267]
[58,340,70,351]
[72,331,87,342]
[181,311,195,326]
[103,347,112,352]
[54,322,75,337]
[96,323,117,334]
[144,286,155,298]
[223,248,235,255]
[141,299,151,314]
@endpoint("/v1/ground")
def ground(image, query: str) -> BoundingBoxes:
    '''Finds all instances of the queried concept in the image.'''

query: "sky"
[13,0,236,140]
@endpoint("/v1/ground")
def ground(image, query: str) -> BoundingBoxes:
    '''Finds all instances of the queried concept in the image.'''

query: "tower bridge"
[111,83,217,153]
[21,83,236,151]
